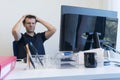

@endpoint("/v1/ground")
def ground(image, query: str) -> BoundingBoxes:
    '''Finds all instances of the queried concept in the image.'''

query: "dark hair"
[23,15,37,25]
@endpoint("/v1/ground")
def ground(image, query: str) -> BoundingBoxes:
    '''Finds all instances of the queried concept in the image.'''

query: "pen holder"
[32,55,45,69]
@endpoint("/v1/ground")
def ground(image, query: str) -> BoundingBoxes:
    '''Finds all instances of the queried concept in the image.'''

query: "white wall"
[0,0,104,56]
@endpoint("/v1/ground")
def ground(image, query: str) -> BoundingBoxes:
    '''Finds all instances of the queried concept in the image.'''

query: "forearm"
[12,19,22,33]
[37,18,56,32]
[12,17,24,40]
[37,18,56,39]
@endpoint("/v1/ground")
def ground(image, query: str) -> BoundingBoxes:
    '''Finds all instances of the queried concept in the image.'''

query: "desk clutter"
[24,43,104,69]
[15,47,120,70]
[22,48,104,69]
[17,53,79,69]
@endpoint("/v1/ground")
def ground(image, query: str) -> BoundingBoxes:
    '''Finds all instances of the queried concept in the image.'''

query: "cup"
[84,52,97,68]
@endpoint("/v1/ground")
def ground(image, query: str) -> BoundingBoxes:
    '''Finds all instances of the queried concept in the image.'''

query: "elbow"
[12,29,20,37]
[49,27,56,34]
[52,28,56,34]
[12,29,21,41]
[12,29,17,35]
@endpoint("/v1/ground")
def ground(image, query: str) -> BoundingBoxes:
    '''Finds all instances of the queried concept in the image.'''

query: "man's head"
[23,15,37,33]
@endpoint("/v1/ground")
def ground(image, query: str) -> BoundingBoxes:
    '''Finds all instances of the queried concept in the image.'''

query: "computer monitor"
[59,5,118,52]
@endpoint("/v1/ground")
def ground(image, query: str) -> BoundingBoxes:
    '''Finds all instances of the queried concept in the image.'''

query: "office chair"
[13,41,27,62]
[13,41,18,58]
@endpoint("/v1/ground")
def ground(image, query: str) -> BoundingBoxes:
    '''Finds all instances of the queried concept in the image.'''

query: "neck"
[26,32,35,37]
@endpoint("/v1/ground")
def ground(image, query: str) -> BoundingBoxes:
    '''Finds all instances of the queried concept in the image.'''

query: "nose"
[30,23,33,26]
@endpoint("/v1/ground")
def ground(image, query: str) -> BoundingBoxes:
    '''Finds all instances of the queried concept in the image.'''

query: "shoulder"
[36,32,45,37]
[36,32,45,35]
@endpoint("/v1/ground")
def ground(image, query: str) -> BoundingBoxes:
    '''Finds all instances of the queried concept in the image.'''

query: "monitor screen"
[59,13,118,52]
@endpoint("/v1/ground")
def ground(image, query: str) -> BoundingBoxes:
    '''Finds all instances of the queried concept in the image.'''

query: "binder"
[0,56,16,80]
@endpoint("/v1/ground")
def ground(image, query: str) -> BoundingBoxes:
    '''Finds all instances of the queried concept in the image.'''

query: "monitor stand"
[84,32,101,50]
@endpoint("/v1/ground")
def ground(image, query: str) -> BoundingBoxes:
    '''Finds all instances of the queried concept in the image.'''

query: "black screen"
[59,13,118,52]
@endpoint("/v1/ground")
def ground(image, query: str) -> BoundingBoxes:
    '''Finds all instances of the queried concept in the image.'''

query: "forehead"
[25,18,36,22]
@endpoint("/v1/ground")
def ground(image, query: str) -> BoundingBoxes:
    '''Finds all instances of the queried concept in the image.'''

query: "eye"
[32,23,35,24]
[26,22,31,24]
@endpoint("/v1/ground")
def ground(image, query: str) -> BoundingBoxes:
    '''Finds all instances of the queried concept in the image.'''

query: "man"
[12,15,56,59]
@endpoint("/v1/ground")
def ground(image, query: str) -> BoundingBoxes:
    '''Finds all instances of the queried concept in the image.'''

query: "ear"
[23,23,26,27]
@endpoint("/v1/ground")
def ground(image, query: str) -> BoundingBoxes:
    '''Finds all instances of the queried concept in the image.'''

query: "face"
[24,18,36,33]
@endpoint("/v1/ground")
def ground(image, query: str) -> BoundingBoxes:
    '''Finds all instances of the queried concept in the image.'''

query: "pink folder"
[0,56,16,80]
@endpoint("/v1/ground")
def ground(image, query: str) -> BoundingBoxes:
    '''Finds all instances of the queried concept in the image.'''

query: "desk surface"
[6,61,120,80]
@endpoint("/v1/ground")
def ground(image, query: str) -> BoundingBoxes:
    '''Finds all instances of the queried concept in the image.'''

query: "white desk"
[5,61,120,80]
